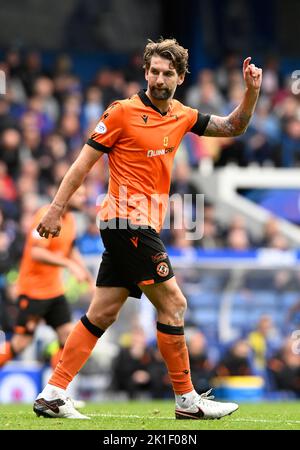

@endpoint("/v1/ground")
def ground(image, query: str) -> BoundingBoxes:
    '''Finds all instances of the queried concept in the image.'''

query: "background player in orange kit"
[0,186,93,371]
[33,38,262,420]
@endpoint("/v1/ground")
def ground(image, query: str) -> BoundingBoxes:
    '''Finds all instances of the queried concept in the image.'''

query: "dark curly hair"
[143,38,189,76]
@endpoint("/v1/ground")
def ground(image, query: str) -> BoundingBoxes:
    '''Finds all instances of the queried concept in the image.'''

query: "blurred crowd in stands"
[1,48,300,400]
[100,317,300,400]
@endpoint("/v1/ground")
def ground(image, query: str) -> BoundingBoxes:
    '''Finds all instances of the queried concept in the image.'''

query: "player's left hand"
[243,57,262,91]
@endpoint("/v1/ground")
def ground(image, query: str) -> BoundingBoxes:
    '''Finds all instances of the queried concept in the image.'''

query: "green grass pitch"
[0,401,299,430]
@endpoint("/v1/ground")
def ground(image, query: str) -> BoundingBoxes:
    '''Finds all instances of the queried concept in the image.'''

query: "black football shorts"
[15,294,72,334]
[96,219,174,299]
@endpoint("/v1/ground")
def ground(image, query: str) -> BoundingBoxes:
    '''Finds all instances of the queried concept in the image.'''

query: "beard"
[149,85,172,100]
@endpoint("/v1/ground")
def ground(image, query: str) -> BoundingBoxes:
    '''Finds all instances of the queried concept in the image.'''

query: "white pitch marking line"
[89,413,300,424]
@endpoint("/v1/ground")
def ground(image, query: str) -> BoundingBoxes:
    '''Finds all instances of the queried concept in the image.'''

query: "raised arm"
[37,144,103,238]
[203,57,262,137]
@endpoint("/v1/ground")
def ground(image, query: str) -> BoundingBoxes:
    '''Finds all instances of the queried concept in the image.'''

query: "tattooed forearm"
[204,111,251,137]
[203,87,260,137]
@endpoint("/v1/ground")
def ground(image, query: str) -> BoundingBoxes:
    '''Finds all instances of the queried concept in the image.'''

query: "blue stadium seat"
[193,308,219,326]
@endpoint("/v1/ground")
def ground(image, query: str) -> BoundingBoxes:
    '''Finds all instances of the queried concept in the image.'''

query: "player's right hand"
[37,207,62,239]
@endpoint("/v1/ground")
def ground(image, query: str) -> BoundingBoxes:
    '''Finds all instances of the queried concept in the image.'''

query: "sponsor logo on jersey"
[95,121,107,134]
[147,147,174,158]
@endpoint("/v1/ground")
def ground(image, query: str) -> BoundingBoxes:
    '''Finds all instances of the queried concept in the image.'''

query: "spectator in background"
[195,201,224,249]
[0,282,19,335]
[22,95,54,136]
[62,93,82,118]
[81,86,104,131]
[260,55,280,98]
[257,216,290,251]
[186,328,213,393]
[243,97,281,165]
[148,347,173,399]
[227,228,250,251]
[170,161,200,221]
[0,97,18,131]
[215,52,241,97]
[215,339,253,376]
[53,73,82,106]
[259,216,281,247]
[248,315,281,375]
[76,214,105,256]
[275,95,300,129]
[111,327,153,399]
[52,54,73,78]
[0,231,14,276]
[59,112,82,153]
[0,128,21,179]
[33,76,60,123]
[185,69,225,115]
[197,219,224,249]
[225,214,255,248]
[268,337,300,397]
[0,161,17,204]
[94,68,124,108]
[19,50,44,97]
[286,298,300,331]
[123,52,145,85]
[281,118,300,167]
[269,233,290,251]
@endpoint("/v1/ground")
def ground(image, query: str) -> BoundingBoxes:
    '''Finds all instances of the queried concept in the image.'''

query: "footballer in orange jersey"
[33,38,262,420]
[0,186,93,371]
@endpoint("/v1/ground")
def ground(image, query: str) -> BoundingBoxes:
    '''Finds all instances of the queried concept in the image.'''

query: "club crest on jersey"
[156,262,169,277]
[95,121,107,134]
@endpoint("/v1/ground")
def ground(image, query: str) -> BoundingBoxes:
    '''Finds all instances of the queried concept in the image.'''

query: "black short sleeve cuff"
[87,138,112,153]
[190,112,211,136]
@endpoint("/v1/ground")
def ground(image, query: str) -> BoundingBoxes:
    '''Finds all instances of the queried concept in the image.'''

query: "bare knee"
[85,287,128,331]
[87,304,120,330]
[158,289,187,326]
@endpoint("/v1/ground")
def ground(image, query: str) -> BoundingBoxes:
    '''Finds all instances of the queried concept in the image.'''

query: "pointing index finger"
[243,57,251,71]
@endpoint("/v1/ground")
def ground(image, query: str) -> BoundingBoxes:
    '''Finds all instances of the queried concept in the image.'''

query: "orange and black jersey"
[17,206,76,299]
[87,90,210,232]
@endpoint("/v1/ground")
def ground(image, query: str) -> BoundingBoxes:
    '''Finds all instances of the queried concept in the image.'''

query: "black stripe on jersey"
[190,112,211,136]
[87,138,112,153]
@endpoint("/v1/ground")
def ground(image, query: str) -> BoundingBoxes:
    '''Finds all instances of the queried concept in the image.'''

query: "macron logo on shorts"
[130,236,139,248]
